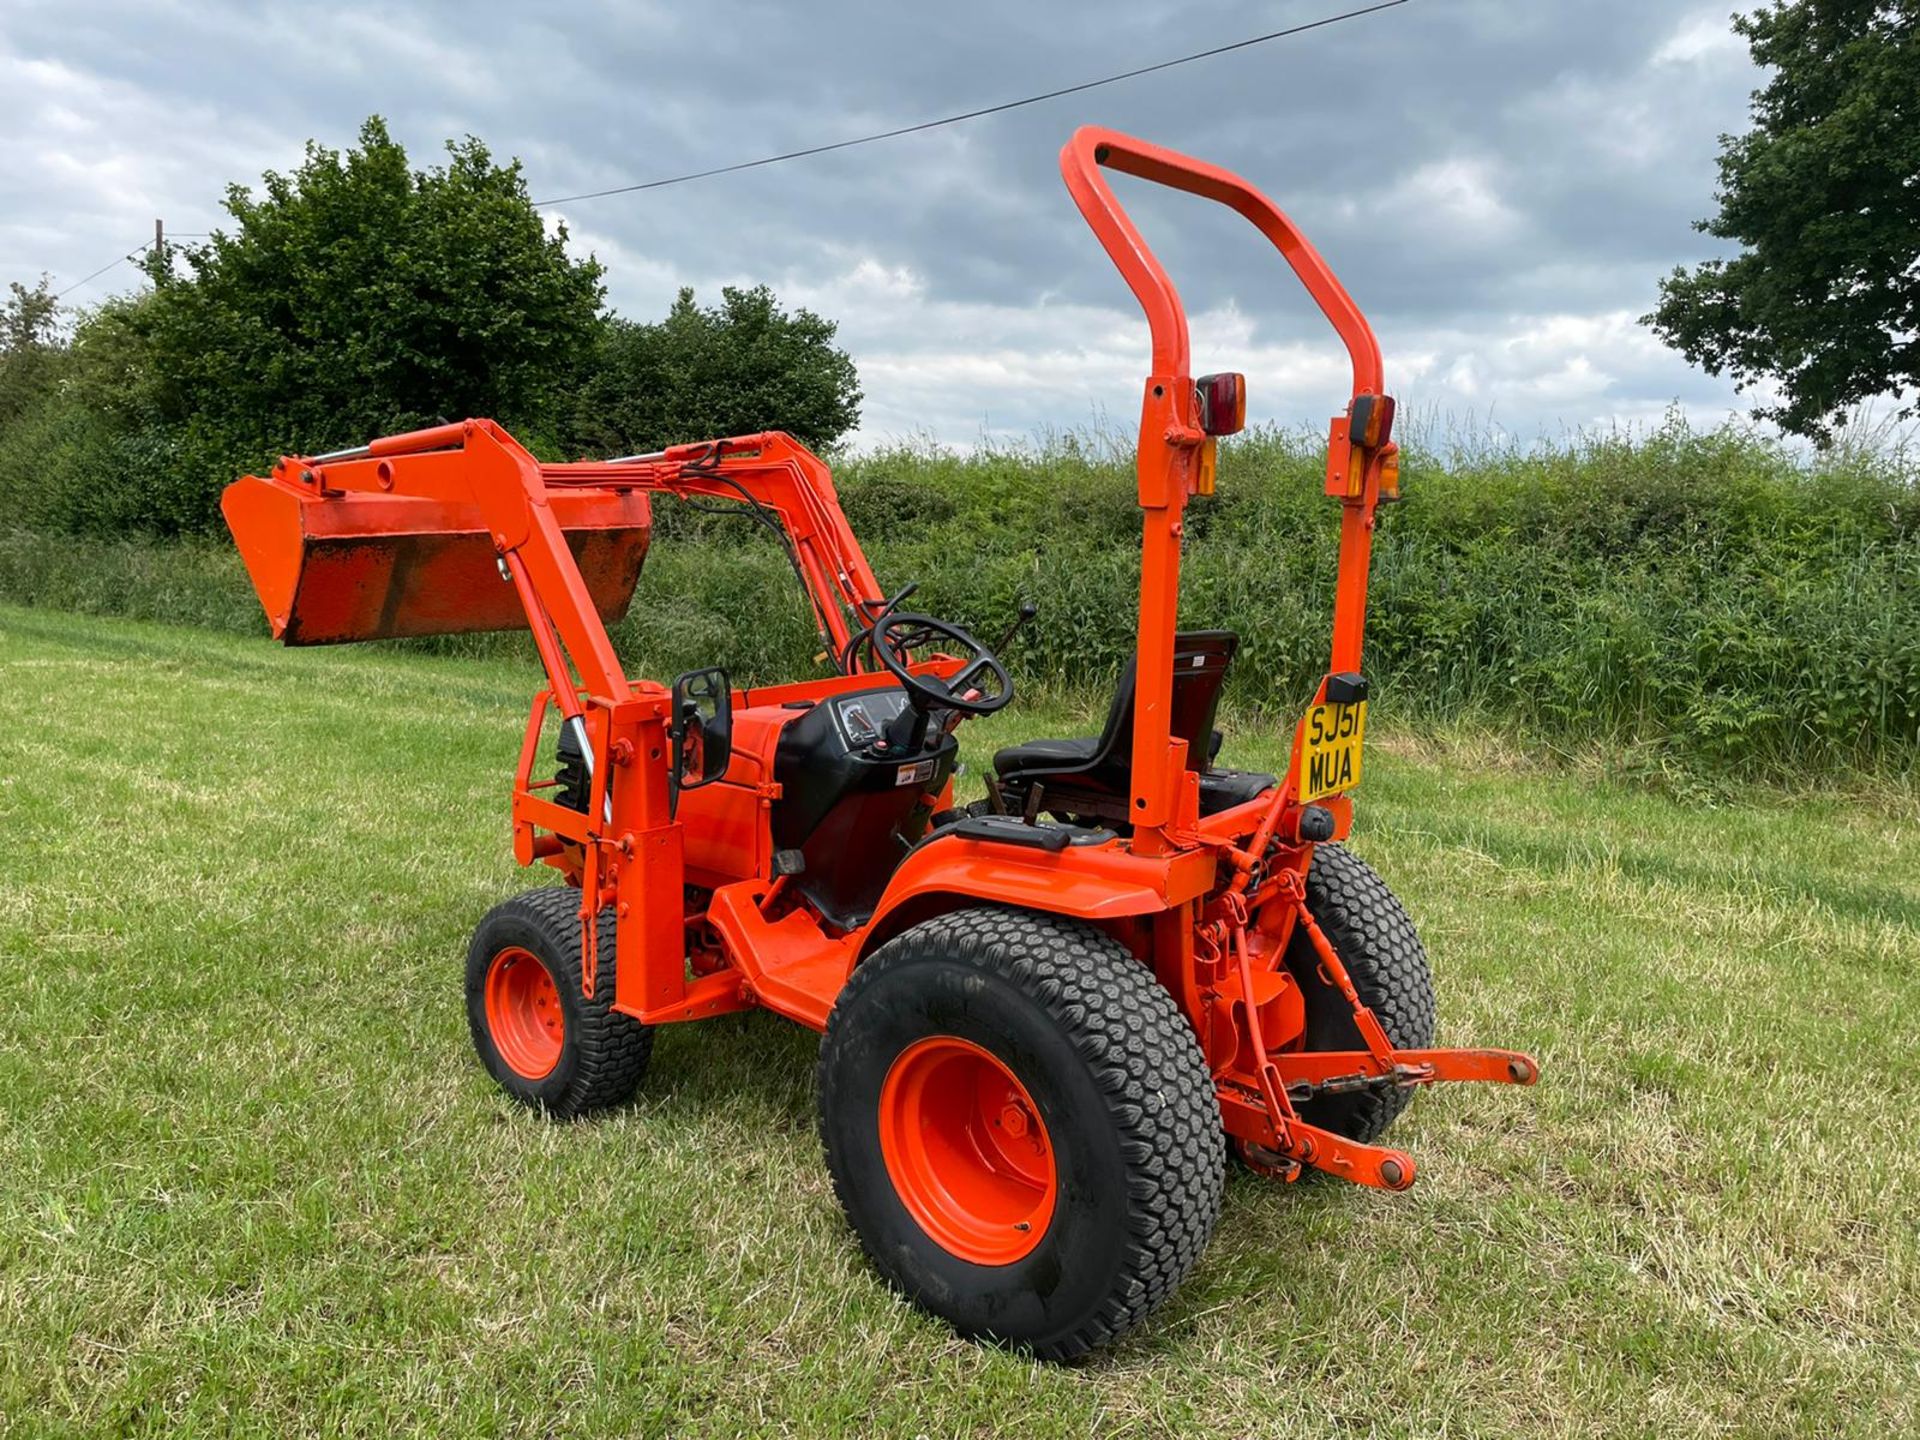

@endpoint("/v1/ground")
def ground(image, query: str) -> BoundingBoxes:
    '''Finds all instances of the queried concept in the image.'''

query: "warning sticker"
[895,759,936,787]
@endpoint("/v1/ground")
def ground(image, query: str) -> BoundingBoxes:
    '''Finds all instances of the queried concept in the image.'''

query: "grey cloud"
[2,0,1784,445]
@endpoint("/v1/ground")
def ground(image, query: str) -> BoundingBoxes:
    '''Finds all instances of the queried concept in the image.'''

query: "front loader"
[223,127,1538,1359]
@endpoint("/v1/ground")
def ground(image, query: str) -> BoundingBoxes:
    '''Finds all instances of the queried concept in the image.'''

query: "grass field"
[1,604,1916,1438]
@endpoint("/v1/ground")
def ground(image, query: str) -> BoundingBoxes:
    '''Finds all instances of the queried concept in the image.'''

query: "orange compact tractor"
[224,128,1538,1358]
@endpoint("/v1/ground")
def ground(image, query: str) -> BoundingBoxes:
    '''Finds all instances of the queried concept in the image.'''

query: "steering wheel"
[870,612,1013,717]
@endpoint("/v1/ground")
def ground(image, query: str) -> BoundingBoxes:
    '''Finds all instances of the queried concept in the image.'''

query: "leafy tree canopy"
[0,117,864,533]
[0,278,66,428]
[567,284,862,458]
[142,116,606,465]
[1648,1,1920,442]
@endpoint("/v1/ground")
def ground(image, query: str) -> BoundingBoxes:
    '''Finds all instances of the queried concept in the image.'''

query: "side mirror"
[670,667,732,804]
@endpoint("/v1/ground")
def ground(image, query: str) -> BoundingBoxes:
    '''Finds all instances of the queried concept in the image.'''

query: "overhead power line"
[531,0,1412,207]
[34,1,1408,296]
[47,230,208,302]
[53,242,148,300]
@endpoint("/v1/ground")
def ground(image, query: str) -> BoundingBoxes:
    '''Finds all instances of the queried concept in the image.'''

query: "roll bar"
[1057,126,1393,839]
[1058,126,1384,401]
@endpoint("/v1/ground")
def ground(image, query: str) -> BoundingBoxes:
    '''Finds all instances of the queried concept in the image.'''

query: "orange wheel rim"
[878,1036,1057,1265]
[484,946,565,1080]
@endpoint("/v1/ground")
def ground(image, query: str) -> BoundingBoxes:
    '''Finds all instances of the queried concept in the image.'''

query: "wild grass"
[0,416,1913,781]
[1,605,1916,1437]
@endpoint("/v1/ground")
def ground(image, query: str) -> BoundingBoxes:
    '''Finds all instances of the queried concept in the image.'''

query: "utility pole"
[154,218,164,253]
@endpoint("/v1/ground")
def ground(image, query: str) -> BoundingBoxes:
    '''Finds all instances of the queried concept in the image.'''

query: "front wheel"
[817,907,1225,1361]
[465,887,653,1118]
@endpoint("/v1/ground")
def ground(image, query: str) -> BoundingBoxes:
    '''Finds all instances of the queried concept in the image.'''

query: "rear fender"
[859,834,1201,959]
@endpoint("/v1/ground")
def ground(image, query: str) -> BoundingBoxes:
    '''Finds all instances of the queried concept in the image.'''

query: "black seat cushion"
[1198,767,1277,813]
[993,736,1098,777]
[996,743,1272,819]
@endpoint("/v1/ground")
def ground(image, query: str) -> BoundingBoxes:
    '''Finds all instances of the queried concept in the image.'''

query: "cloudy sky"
[1,0,1771,448]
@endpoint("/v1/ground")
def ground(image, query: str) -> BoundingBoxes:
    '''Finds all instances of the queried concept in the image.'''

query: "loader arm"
[228,421,884,668]
[224,418,896,1026]
[544,431,887,666]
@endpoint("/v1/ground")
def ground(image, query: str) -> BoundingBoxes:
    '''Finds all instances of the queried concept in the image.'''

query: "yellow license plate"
[1296,701,1367,802]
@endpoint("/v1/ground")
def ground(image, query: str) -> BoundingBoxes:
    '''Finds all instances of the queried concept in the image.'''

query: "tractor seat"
[992,736,1099,772]
[993,630,1275,823]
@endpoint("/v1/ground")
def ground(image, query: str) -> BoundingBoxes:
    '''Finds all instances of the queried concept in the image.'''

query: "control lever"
[995,600,1038,653]
[841,582,922,674]
[862,581,919,620]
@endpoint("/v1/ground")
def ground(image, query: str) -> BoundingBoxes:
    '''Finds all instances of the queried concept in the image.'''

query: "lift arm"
[224,419,889,1027]
[224,421,886,688]
[544,431,888,666]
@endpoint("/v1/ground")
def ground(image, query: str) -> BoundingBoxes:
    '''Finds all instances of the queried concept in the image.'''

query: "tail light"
[1196,373,1246,436]
[1349,392,1395,448]
[1351,391,1397,449]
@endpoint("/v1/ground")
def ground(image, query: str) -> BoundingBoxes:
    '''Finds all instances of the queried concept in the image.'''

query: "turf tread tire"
[465,887,653,1119]
[1288,844,1437,1141]
[817,906,1225,1361]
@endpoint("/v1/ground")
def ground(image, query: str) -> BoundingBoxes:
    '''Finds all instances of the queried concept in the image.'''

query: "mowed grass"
[0,603,1915,1439]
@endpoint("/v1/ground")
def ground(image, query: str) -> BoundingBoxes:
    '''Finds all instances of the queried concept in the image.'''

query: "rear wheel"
[1285,844,1436,1142]
[465,888,653,1118]
[817,907,1225,1361]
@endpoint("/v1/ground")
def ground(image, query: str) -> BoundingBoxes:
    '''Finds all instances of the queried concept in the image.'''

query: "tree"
[140,116,605,510]
[567,284,861,457]
[0,119,865,536]
[0,277,66,430]
[1647,1,1920,442]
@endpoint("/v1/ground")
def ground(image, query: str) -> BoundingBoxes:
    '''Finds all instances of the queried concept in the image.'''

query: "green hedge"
[1,419,1913,777]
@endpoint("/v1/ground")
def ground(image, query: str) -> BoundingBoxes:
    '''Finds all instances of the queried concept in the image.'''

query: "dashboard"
[772,683,959,928]
[830,688,912,750]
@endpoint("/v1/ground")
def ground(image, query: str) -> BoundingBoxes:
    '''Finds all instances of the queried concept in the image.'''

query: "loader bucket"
[222,473,651,645]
